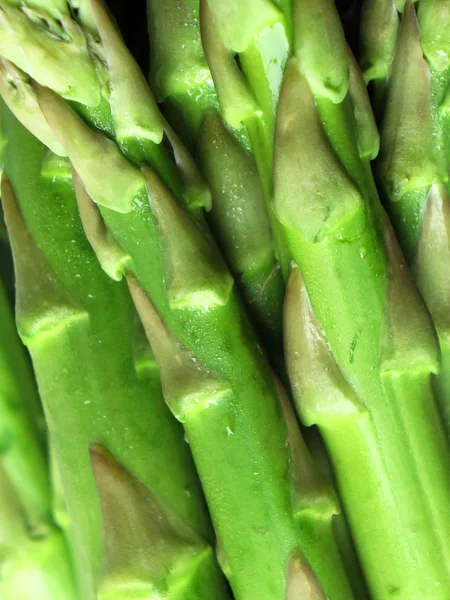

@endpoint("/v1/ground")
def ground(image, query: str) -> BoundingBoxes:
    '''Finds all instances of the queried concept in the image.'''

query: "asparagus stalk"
[147,0,284,359]
[201,1,450,598]
[0,268,77,599]
[1,103,228,600]
[361,0,450,432]
[0,1,355,597]
[146,2,369,597]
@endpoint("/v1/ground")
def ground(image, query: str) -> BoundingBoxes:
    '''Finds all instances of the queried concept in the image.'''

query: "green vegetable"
[146,2,369,597]
[147,0,285,360]
[1,104,228,600]
[201,0,450,598]
[0,1,355,597]
[0,265,77,599]
[362,0,450,432]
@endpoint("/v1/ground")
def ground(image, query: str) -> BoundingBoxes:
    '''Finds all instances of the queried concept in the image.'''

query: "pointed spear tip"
[287,261,302,286]
[141,163,166,206]
[89,0,115,37]
[1,172,87,342]
[89,0,101,12]
[72,167,129,281]
[33,81,61,119]
[1,171,24,240]
[1,171,10,198]
[141,163,153,179]
[126,274,162,348]
[381,211,440,375]
[89,442,209,600]
[126,275,152,329]
[0,68,67,156]
[89,444,118,487]
[286,554,326,600]
[401,0,419,31]
[285,262,305,322]
[89,442,107,463]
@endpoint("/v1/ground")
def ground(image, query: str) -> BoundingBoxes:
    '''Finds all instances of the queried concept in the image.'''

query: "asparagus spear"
[0,1,355,597]
[146,2,369,597]
[0,268,77,599]
[361,0,450,432]
[201,0,450,598]
[147,0,284,359]
[1,103,228,600]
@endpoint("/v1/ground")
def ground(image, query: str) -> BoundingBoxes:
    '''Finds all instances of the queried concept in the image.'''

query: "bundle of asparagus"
[0,1,449,600]
[361,0,450,431]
